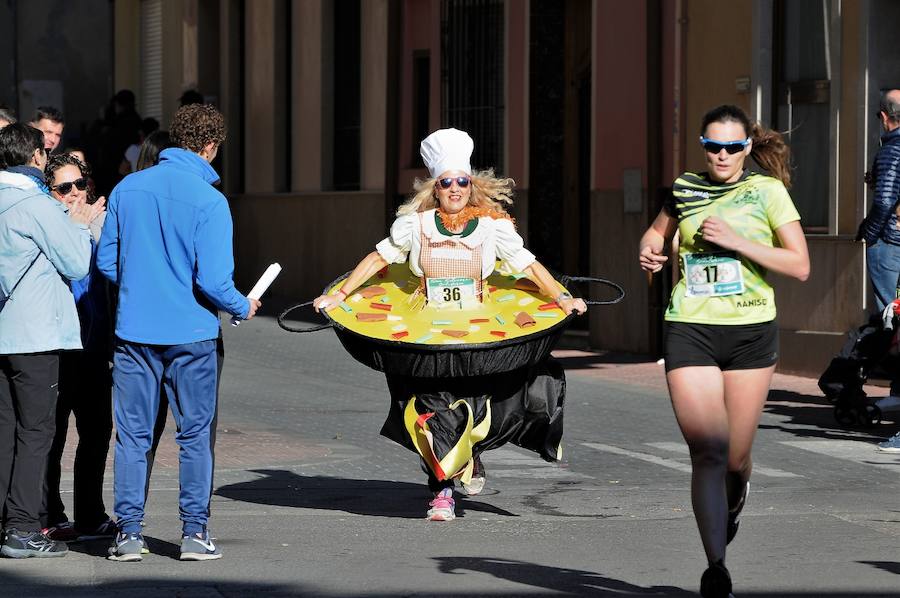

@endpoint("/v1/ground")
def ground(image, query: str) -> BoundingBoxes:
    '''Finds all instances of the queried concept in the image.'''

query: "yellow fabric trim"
[402,396,494,483]
[404,397,439,471]
[437,399,476,483]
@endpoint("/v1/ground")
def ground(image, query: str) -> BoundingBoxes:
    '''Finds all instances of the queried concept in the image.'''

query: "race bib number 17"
[683,252,744,297]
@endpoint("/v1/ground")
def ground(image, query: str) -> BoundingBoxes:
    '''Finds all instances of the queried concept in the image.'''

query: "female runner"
[639,105,809,597]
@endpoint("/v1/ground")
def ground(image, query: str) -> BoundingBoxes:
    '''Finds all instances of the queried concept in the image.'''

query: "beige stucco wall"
[682,0,753,174]
[230,193,387,301]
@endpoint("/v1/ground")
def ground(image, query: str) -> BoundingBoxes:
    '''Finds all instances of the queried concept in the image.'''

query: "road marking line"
[479,447,589,480]
[487,468,589,479]
[645,442,802,478]
[485,446,558,467]
[780,440,900,473]
[582,442,692,473]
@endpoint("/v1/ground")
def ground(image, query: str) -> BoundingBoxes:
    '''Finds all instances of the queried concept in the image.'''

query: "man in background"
[0,106,15,129]
[30,106,65,153]
[858,89,900,452]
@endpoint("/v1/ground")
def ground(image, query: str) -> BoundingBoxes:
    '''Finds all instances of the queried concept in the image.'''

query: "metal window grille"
[140,0,163,122]
[441,0,505,171]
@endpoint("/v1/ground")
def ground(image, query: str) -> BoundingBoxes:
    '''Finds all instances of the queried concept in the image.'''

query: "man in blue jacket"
[860,89,900,451]
[0,123,98,558]
[97,104,259,562]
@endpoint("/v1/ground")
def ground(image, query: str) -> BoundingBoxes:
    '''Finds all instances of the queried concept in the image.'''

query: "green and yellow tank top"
[664,170,801,325]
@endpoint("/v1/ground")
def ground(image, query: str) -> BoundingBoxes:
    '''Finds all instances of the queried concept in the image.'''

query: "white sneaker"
[460,456,486,496]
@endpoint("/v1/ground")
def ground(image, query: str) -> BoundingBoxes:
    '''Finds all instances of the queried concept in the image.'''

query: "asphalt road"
[3,310,900,597]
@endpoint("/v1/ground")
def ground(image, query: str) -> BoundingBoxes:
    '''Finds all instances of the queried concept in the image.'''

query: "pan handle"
[277,301,334,333]
[559,275,626,306]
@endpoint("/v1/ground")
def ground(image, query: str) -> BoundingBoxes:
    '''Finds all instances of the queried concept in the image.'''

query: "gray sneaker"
[1,528,68,558]
[180,529,222,561]
[877,432,900,453]
[107,531,144,562]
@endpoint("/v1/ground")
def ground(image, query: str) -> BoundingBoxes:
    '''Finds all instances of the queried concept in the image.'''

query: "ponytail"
[749,122,792,188]
[701,104,792,188]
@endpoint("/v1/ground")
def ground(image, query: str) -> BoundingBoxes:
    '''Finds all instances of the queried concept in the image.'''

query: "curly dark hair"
[45,153,94,201]
[170,103,226,153]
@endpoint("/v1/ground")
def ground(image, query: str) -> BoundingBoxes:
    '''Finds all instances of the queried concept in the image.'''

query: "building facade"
[3,0,895,375]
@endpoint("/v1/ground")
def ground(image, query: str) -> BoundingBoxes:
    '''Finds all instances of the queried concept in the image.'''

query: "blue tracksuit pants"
[112,339,217,534]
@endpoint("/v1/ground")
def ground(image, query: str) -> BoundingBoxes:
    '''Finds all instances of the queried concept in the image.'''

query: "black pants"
[145,333,224,503]
[0,353,60,532]
[43,350,112,529]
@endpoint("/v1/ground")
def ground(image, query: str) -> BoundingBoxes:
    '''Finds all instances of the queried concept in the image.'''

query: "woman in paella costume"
[313,128,587,521]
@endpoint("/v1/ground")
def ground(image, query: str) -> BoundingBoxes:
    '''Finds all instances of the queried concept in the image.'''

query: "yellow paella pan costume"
[280,129,623,492]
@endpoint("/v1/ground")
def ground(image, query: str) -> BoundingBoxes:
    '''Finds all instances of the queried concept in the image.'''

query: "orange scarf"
[435,206,514,232]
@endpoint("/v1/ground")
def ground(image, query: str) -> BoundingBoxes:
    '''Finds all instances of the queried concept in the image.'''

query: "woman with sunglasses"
[639,105,809,598]
[314,128,586,520]
[41,153,116,543]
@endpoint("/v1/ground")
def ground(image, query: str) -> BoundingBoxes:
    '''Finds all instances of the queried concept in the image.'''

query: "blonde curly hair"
[397,168,515,216]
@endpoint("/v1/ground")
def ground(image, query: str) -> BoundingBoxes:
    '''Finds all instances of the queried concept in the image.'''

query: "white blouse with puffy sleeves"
[375,209,536,279]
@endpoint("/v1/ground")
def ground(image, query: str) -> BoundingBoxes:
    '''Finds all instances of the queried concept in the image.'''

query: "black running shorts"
[664,320,779,372]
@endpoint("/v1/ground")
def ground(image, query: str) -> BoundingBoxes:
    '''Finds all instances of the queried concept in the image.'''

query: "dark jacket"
[70,240,112,355]
[862,127,900,245]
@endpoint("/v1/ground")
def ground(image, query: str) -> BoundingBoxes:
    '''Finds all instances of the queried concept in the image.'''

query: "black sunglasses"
[699,136,750,155]
[52,177,88,195]
[437,176,471,189]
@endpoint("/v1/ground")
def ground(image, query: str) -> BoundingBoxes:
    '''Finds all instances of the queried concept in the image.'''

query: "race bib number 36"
[426,277,477,305]
[683,252,744,298]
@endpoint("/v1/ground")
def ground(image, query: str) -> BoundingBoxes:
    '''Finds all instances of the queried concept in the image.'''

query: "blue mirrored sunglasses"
[699,136,750,155]
[437,176,471,189]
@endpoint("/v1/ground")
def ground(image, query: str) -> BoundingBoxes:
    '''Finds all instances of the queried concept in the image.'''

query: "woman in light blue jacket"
[0,123,103,559]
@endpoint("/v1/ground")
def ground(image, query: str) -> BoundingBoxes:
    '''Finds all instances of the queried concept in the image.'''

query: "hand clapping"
[69,194,106,226]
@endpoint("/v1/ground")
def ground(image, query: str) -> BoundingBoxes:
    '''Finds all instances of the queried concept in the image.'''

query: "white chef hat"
[419,128,473,179]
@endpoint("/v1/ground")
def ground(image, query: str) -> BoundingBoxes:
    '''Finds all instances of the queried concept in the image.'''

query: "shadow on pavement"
[859,560,900,576]
[0,575,310,598]
[762,389,892,442]
[3,566,894,597]
[434,556,691,596]
[215,469,518,519]
[66,535,181,560]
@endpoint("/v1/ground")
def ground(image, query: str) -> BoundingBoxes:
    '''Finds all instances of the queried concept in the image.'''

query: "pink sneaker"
[426,488,455,521]
[45,521,80,542]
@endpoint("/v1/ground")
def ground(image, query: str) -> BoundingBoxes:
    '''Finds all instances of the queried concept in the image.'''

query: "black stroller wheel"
[834,405,856,427]
[824,390,845,404]
[860,404,882,427]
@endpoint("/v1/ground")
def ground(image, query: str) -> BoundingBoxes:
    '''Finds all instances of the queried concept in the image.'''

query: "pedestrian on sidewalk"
[40,153,116,543]
[638,105,810,598]
[97,103,260,562]
[0,123,101,558]
[129,131,226,519]
[858,89,900,452]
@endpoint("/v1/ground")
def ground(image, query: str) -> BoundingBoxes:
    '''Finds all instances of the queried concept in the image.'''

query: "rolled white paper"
[231,263,282,326]
[247,263,282,300]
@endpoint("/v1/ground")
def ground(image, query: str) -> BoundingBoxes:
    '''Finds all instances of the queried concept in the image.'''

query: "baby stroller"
[818,302,900,427]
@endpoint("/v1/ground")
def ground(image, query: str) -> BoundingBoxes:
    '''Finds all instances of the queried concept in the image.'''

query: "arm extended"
[312,251,389,312]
